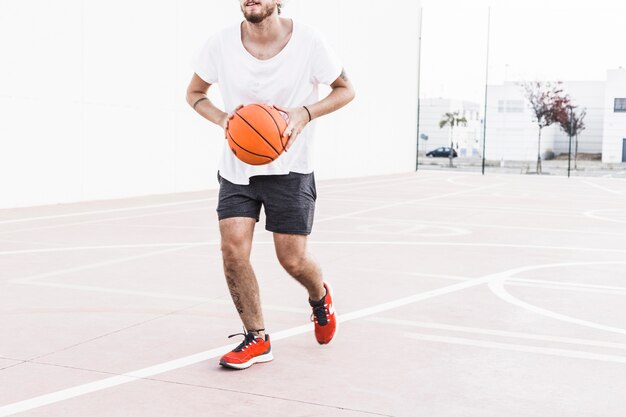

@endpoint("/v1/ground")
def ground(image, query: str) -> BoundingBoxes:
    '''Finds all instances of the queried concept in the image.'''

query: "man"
[186,0,355,370]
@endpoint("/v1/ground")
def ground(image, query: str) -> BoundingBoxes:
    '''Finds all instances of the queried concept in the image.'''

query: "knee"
[278,253,306,277]
[221,242,249,274]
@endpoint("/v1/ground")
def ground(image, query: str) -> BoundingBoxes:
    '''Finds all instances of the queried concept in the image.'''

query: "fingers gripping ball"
[226,104,288,165]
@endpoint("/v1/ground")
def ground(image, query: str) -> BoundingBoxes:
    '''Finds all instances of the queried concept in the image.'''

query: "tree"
[439,111,467,167]
[520,81,570,174]
[557,106,586,170]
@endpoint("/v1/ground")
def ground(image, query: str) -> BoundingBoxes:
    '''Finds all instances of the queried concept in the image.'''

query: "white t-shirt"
[194,20,342,185]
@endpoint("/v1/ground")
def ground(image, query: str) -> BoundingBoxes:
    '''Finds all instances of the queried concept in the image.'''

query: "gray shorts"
[217,171,317,235]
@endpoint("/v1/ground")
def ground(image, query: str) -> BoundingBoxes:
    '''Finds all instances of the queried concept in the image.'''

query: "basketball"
[226,104,288,165]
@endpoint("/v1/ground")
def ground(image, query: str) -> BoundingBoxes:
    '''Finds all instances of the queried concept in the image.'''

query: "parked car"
[426,147,458,158]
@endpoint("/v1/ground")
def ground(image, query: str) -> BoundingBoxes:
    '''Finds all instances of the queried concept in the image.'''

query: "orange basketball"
[226,104,288,165]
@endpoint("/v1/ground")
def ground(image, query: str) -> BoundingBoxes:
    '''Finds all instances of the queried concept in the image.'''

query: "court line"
[505,281,626,297]
[322,175,431,195]
[4,240,626,258]
[0,242,209,257]
[8,282,309,314]
[511,278,626,292]
[582,180,626,196]
[18,275,626,311]
[348,215,626,237]
[488,261,626,336]
[355,223,470,237]
[370,317,626,351]
[316,183,502,223]
[0,198,215,225]
[404,333,626,365]
[0,174,424,226]
[583,209,626,224]
[0,205,216,236]
[353,267,626,298]
[0,262,562,416]
[9,245,201,284]
[0,174,432,236]
[402,202,586,217]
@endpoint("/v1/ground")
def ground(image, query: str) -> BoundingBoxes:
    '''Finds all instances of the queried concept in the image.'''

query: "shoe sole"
[316,281,338,345]
[219,352,274,370]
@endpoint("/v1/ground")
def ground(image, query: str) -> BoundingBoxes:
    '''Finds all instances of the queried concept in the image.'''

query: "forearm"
[186,91,228,128]
[306,85,355,121]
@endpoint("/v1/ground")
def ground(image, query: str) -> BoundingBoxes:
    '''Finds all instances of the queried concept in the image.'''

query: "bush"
[542,149,555,160]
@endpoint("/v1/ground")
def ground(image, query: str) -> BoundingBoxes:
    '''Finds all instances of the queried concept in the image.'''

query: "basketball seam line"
[227,130,275,162]
[252,104,286,152]
[234,111,281,156]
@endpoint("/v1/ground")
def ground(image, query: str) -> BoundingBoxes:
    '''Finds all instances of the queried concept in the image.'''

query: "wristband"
[303,105,312,121]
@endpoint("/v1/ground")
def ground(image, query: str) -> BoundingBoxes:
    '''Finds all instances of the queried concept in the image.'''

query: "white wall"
[0,0,422,209]
[602,69,626,163]
[485,83,538,161]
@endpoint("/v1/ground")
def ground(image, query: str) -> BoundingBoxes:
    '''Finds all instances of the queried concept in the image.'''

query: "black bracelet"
[193,97,208,110]
[303,105,312,121]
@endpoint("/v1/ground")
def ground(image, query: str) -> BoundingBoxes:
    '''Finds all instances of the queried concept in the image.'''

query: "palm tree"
[439,111,467,167]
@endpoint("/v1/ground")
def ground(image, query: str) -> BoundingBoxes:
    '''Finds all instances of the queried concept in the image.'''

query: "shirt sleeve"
[193,34,220,84]
[310,32,343,86]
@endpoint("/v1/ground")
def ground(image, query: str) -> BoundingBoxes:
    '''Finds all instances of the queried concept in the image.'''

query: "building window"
[498,100,524,113]
[615,98,626,112]
[506,100,524,113]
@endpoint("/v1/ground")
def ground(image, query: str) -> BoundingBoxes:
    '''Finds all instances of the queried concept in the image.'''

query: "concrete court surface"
[1,170,626,417]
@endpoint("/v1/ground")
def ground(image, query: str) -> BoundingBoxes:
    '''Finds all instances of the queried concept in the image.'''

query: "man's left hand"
[273,105,311,151]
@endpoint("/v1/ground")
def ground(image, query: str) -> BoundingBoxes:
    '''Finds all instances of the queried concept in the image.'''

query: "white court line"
[0,198,215,225]
[511,278,626,292]
[371,317,626,351]
[583,209,626,224]
[0,261,563,416]
[403,202,585,217]
[322,175,430,195]
[0,174,424,226]
[505,281,626,297]
[0,205,215,236]
[0,242,209,256]
[4,240,626,258]
[316,183,502,223]
[348,215,626,237]
[0,175,431,236]
[9,282,309,314]
[9,245,199,284]
[355,267,626,297]
[405,333,626,365]
[582,180,626,196]
[488,261,626,336]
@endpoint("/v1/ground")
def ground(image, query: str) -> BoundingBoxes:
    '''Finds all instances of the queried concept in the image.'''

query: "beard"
[242,2,276,23]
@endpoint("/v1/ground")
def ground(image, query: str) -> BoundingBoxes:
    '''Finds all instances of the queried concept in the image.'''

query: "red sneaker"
[309,282,337,345]
[219,332,273,370]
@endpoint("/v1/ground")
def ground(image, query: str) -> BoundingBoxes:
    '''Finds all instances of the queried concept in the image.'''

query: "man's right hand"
[222,104,244,133]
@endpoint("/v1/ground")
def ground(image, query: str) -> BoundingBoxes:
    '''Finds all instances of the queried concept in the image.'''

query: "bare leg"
[219,217,265,337]
[273,233,325,302]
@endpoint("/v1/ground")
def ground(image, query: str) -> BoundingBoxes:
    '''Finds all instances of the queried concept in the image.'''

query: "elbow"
[185,89,194,107]
[346,85,356,103]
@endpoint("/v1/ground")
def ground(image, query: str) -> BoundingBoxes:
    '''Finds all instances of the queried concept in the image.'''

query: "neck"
[243,15,284,42]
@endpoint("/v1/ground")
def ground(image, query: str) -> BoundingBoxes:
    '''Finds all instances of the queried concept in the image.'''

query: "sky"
[419,0,626,103]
